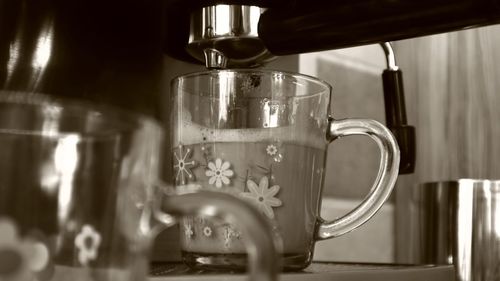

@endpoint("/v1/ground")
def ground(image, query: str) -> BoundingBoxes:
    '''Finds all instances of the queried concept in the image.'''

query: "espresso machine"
[2,0,500,278]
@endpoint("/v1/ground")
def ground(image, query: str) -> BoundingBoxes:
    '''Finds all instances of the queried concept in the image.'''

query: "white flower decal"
[240,176,282,219]
[202,226,213,237]
[174,145,197,185]
[0,218,50,280]
[184,224,194,239]
[74,225,102,266]
[265,142,283,162]
[205,158,234,188]
[266,144,278,156]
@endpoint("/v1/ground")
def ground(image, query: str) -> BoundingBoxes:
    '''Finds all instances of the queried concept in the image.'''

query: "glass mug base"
[182,251,313,271]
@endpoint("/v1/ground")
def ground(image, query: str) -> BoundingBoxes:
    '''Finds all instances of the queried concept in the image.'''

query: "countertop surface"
[149,262,455,281]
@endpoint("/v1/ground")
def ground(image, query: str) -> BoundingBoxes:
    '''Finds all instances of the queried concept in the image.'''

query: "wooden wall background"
[394,24,500,262]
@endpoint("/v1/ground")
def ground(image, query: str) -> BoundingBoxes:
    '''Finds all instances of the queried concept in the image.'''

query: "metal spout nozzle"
[203,48,228,69]
[187,5,275,68]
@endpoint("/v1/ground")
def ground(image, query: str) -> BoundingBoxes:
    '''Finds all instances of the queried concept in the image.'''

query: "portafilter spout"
[186,5,275,68]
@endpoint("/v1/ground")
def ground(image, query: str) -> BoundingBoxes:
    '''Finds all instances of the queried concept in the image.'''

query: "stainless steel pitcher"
[401,179,500,281]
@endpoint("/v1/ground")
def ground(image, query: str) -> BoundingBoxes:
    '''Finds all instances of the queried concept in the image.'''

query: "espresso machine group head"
[186,5,272,69]
[165,0,500,66]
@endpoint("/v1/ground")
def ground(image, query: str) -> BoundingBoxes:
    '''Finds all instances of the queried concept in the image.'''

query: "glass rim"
[171,68,332,98]
[0,91,162,140]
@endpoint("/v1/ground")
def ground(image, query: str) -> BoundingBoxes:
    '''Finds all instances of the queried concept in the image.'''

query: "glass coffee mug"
[171,69,400,270]
[0,92,278,281]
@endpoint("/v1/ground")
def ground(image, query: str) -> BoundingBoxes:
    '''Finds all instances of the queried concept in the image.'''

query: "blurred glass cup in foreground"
[0,92,278,281]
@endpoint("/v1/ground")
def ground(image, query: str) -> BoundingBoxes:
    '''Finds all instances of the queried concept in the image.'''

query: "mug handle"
[316,117,400,239]
[153,188,280,281]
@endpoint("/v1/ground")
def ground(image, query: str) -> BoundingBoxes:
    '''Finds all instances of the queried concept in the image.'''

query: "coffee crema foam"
[174,119,326,149]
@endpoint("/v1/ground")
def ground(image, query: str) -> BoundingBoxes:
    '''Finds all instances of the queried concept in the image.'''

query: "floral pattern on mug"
[74,225,101,266]
[202,226,213,237]
[266,144,278,156]
[265,142,283,162]
[174,144,197,185]
[0,218,50,281]
[205,158,234,188]
[240,176,282,219]
[184,224,194,239]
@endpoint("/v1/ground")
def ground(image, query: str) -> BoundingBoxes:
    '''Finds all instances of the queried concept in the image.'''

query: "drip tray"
[150,262,455,281]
